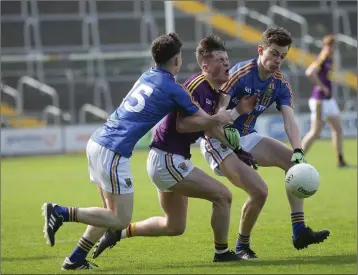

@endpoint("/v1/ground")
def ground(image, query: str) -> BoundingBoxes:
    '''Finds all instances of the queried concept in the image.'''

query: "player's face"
[259,43,289,74]
[204,51,230,85]
[173,52,183,75]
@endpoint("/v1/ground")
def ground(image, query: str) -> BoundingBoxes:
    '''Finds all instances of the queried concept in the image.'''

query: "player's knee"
[167,223,186,236]
[217,186,232,206]
[333,126,342,136]
[250,184,268,207]
[113,212,132,230]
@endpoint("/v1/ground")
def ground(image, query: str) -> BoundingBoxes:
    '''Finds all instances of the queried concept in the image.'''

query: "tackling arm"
[205,125,236,150]
[176,107,232,133]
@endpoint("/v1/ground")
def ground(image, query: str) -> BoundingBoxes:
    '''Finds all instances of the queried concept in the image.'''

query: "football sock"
[68,237,94,263]
[338,154,344,163]
[236,233,250,249]
[54,205,78,222]
[214,241,229,254]
[291,212,305,237]
[121,223,136,239]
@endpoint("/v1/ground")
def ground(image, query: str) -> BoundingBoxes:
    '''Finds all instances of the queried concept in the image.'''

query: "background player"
[91,35,259,262]
[41,32,233,270]
[302,34,349,167]
[201,27,330,252]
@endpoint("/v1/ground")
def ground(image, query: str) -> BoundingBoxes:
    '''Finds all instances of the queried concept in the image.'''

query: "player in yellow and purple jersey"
[40,32,234,270]
[91,35,261,262]
[200,27,330,254]
[302,34,349,167]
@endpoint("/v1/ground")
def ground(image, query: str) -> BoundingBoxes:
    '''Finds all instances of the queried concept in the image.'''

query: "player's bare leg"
[124,192,188,237]
[326,116,348,167]
[93,167,240,262]
[249,136,330,250]
[92,192,187,258]
[42,185,133,269]
[219,153,268,259]
[61,186,107,270]
[302,119,325,153]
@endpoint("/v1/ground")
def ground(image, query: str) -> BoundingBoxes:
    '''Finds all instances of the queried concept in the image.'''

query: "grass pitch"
[1,139,357,274]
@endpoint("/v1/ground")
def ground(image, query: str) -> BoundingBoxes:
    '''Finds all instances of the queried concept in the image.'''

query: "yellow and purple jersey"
[311,52,333,100]
[220,58,293,136]
[151,73,221,159]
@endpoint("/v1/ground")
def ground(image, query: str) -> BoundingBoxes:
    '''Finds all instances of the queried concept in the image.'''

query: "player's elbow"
[176,122,188,133]
[305,69,312,77]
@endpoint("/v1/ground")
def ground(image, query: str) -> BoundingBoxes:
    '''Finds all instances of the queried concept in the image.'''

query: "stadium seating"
[1,0,356,125]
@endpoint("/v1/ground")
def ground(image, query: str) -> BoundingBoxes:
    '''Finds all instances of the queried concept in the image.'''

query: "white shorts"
[200,137,234,176]
[200,133,263,176]
[147,148,194,192]
[86,139,133,195]
[308,98,340,121]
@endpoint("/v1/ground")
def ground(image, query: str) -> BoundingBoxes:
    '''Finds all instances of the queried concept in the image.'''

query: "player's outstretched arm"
[281,106,306,164]
[176,107,232,133]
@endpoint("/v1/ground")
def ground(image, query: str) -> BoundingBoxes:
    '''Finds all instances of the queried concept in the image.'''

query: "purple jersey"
[221,59,293,136]
[311,52,333,100]
[151,73,220,159]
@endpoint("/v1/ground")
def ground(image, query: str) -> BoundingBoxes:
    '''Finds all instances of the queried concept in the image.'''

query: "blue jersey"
[91,68,200,158]
[220,59,293,135]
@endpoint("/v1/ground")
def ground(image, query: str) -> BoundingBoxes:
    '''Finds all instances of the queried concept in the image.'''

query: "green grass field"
[1,139,357,274]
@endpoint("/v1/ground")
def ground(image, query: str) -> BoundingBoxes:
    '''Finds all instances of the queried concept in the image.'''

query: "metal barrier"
[0,84,22,115]
[267,5,309,66]
[93,79,113,113]
[79,103,108,124]
[41,105,70,125]
[17,76,59,118]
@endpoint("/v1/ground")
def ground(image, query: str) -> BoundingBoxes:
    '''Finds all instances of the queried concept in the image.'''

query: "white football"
[285,163,320,198]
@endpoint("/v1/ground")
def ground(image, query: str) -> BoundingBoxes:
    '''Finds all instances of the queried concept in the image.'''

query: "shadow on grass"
[100,253,357,271]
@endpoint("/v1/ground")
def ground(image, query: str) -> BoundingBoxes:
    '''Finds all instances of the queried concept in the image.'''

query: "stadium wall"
[1,112,356,156]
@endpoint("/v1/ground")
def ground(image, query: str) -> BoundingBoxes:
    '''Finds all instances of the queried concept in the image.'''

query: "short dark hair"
[151,32,182,65]
[261,27,293,48]
[196,34,227,65]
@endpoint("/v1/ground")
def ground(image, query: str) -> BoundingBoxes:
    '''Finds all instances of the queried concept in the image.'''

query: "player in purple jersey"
[302,34,349,167]
[91,35,258,262]
[40,33,233,270]
[201,27,330,254]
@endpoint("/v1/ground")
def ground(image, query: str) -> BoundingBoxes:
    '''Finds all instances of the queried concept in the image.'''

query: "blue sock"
[236,233,250,250]
[54,205,78,222]
[291,212,306,237]
[68,237,94,263]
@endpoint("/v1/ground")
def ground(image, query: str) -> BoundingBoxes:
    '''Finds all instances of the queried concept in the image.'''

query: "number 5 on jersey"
[123,81,154,113]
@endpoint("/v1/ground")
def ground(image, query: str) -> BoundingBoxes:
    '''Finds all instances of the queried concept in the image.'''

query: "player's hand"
[234,147,259,170]
[321,86,330,96]
[223,125,240,148]
[291,148,307,164]
[215,107,233,125]
[236,95,258,115]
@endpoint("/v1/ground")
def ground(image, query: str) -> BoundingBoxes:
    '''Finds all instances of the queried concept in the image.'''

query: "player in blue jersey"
[90,35,260,263]
[41,32,233,270]
[200,27,330,254]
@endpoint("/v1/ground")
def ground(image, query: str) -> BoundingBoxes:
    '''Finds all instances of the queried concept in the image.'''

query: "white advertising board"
[1,127,62,156]
[1,112,356,156]
[64,124,101,152]
[256,112,357,140]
